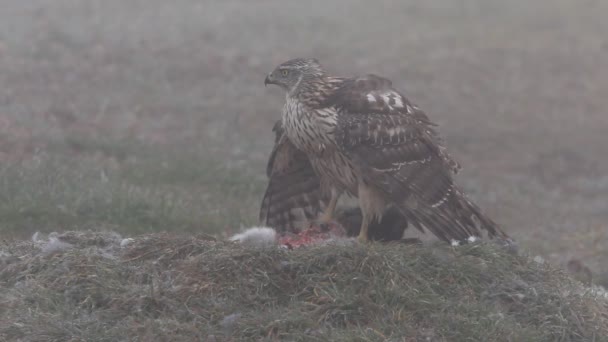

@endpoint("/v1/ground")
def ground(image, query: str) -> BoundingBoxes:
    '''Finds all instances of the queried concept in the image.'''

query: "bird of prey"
[263,58,509,243]
[259,119,411,242]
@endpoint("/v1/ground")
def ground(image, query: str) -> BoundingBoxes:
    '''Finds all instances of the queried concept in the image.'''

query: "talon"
[318,213,333,225]
[357,233,369,244]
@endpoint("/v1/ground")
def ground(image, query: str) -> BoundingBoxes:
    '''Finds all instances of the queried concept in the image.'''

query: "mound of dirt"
[1,230,607,341]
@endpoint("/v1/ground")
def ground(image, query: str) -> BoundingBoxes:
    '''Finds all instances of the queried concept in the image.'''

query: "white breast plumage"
[282,97,338,155]
[281,97,358,195]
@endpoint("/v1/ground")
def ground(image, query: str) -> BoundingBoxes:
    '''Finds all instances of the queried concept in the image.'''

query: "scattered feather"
[120,238,135,248]
[220,313,242,332]
[40,237,73,256]
[230,227,277,248]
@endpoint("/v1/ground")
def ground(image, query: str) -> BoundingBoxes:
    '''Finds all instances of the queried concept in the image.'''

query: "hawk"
[263,58,509,243]
[260,119,411,241]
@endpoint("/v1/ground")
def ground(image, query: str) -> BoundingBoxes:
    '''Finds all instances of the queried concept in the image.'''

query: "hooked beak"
[264,73,274,87]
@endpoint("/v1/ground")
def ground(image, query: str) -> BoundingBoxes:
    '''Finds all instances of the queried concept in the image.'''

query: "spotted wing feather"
[332,76,507,242]
[259,120,329,233]
[327,74,460,173]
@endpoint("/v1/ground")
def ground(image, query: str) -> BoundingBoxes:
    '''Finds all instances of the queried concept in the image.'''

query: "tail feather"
[398,187,508,243]
[453,188,508,240]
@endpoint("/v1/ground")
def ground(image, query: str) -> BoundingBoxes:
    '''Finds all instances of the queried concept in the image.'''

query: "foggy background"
[1,0,607,273]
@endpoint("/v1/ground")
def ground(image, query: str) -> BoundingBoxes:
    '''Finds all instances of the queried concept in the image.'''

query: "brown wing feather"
[259,120,329,233]
[328,74,460,173]
[333,76,508,242]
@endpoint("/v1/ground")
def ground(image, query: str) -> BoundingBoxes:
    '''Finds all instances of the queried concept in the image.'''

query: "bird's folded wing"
[337,111,455,208]
[327,74,460,172]
[330,75,490,241]
[259,121,329,233]
[329,75,456,202]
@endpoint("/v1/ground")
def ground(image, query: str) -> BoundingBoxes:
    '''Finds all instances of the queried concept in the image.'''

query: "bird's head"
[265,58,325,93]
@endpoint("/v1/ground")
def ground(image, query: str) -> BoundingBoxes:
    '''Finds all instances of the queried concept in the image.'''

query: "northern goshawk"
[262,58,508,243]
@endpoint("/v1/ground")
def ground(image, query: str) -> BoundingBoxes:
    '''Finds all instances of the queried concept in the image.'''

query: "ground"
[1,231,607,341]
[0,0,607,298]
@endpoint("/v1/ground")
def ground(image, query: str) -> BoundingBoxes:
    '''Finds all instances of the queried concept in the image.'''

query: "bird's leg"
[357,210,371,243]
[319,188,340,224]
[356,183,385,243]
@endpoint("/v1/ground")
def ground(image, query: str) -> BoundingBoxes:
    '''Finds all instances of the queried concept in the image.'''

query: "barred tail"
[398,187,509,244]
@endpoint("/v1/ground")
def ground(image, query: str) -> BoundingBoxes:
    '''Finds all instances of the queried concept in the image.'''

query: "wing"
[327,74,460,173]
[259,120,329,233]
[332,75,507,242]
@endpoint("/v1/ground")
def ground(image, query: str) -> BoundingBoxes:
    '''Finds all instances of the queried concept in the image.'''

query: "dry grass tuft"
[1,231,607,341]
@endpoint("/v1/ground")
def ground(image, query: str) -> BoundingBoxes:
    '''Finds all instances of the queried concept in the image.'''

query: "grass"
[1,231,607,341]
[0,137,265,238]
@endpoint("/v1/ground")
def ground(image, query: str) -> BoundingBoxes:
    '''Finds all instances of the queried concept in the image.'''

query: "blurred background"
[0,0,606,278]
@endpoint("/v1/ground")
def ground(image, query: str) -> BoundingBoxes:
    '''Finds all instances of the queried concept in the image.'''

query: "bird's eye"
[281,70,289,76]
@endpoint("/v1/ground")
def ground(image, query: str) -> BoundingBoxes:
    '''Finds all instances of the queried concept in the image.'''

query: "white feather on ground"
[229,227,277,248]
[120,238,135,248]
[32,232,73,256]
